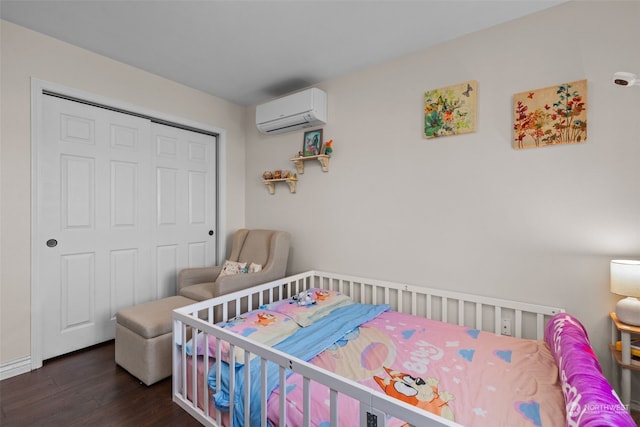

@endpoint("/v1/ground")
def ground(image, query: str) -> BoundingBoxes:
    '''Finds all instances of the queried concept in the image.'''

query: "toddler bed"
[172,270,633,427]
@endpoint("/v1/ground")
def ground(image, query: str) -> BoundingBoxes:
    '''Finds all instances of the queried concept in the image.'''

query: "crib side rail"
[174,269,563,340]
[311,270,564,340]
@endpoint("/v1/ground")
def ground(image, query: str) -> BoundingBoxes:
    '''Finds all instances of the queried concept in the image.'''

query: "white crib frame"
[172,270,564,427]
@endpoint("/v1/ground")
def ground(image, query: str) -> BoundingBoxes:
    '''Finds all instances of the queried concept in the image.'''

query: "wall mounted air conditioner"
[256,88,327,135]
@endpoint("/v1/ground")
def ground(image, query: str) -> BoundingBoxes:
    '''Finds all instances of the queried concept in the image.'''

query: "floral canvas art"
[423,80,477,139]
[513,79,587,149]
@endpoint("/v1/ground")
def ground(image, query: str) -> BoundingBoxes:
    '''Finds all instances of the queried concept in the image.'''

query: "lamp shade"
[610,260,640,297]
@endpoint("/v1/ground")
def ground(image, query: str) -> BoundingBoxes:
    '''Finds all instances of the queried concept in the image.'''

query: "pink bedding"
[268,310,566,426]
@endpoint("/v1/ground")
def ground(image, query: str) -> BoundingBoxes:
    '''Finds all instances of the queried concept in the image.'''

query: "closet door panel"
[38,95,151,359]
[151,123,217,297]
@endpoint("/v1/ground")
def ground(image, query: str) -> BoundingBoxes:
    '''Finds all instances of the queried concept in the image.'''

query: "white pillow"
[249,262,262,273]
[218,260,247,278]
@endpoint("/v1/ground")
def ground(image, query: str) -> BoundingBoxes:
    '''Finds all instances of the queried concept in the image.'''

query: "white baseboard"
[0,356,32,380]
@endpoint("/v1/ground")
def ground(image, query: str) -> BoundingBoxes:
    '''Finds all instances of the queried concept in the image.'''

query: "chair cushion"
[179,282,216,302]
[116,296,196,339]
[237,230,272,266]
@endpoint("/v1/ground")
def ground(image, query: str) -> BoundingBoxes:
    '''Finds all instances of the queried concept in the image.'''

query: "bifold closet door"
[37,96,217,360]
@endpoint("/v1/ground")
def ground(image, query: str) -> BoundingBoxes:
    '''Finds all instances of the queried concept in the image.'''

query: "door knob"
[46,239,58,247]
[208,230,214,236]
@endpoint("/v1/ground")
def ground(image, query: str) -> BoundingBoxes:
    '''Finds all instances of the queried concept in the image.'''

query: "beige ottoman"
[115,295,196,385]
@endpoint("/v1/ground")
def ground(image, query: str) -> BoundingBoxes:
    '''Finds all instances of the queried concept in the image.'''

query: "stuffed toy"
[293,290,315,306]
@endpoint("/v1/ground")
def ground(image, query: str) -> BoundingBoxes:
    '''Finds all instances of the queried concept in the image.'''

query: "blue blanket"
[208,302,390,427]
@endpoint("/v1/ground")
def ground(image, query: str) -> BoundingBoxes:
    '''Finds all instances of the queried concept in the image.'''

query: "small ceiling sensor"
[613,72,640,87]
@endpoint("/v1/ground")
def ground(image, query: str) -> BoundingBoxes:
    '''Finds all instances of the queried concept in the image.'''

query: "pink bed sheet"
[267,310,566,427]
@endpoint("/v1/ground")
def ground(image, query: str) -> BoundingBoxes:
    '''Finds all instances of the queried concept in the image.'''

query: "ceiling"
[1,0,567,106]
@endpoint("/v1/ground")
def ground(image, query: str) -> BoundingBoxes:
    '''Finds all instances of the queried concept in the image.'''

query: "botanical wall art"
[423,80,477,139]
[513,79,587,149]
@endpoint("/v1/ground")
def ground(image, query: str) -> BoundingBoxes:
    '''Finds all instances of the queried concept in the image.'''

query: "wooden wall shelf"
[290,154,330,174]
[263,178,297,194]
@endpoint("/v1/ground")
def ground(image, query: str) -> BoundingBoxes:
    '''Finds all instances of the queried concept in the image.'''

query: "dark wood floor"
[0,341,201,427]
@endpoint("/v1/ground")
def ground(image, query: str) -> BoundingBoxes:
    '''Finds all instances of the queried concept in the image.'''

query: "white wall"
[0,20,247,366]
[245,0,640,391]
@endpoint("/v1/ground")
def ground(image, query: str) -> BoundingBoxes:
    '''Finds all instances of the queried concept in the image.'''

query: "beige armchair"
[177,228,291,301]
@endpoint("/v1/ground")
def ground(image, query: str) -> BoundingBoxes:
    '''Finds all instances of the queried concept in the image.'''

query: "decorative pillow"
[265,288,354,327]
[249,262,262,273]
[186,309,299,365]
[218,260,247,278]
[545,313,634,426]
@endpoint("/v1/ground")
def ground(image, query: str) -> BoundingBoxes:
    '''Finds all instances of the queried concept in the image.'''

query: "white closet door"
[36,96,218,360]
[38,95,152,359]
[151,123,217,298]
